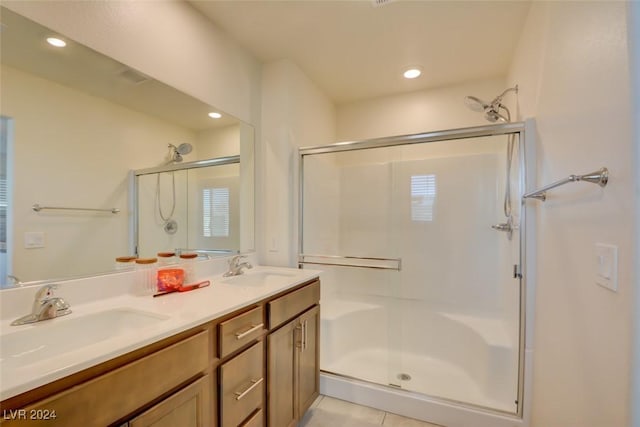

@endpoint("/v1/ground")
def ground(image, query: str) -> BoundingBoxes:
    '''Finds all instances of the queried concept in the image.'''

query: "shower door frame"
[298,121,532,419]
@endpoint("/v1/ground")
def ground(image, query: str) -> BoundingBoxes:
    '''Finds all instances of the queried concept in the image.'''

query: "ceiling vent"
[119,67,150,85]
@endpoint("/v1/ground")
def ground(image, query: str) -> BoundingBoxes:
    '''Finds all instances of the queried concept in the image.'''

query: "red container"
[157,268,184,292]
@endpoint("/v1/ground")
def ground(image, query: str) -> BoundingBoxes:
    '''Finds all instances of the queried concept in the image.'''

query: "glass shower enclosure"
[299,123,527,416]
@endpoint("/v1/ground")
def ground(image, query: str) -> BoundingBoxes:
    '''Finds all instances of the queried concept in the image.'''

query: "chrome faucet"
[11,285,72,326]
[223,255,253,277]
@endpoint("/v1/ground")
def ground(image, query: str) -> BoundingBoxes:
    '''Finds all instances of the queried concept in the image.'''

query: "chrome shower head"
[176,143,192,155]
[464,95,489,112]
[166,143,193,164]
[465,85,518,123]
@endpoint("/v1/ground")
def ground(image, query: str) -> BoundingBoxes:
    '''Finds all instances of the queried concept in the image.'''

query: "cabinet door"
[129,374,212,427]
[267,319,297,427]
[297,305,320,417]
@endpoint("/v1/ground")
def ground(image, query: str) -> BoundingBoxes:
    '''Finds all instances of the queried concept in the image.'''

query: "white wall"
[195,125,240,159]
[631,2,640,423]
[336,77,508,141]
[259,59,336,266]
[507,3,633,426]
[2,65,195,281]
[2,1,262,126]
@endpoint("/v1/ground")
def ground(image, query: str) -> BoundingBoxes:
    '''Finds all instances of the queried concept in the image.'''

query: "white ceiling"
[189,0,532,104]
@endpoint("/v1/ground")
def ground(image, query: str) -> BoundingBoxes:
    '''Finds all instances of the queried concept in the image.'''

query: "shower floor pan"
[323,347,514,413]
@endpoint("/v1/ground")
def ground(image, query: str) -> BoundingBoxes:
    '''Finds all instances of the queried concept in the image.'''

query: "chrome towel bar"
[299,254,402,271]
[522,167,608,202]
[32,204,120,214]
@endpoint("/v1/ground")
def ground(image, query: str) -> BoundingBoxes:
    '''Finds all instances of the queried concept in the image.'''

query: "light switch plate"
[595,243,618,292]
[24,231,45,249]
[269,236,278,253]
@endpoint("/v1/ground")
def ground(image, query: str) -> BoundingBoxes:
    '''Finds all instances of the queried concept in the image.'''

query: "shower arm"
[523,167,609,202]
[493,85,518,105]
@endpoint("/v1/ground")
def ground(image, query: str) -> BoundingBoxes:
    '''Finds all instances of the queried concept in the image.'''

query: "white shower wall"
[308,138,518,317]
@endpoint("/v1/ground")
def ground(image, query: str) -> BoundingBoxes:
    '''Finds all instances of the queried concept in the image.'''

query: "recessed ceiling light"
[46,37,66,48]
[208,112,222,119]
[403,67,422,79]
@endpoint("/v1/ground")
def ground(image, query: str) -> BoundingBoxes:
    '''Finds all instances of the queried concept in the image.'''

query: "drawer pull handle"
[295,321,308,352]
[235,377,264,401]
[303,319,308,351]
[295,324,303,349]
[235,323,264,340]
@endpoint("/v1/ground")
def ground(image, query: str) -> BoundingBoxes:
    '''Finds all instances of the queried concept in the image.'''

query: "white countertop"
[0,265,320,401]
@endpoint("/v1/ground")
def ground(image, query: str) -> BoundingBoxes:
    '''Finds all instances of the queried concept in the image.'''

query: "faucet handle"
[35,284,57,302]
[31,285,57,314]
[229,254,245,266]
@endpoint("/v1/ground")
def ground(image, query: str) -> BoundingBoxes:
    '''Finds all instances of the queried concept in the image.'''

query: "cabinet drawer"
[220,343,264,427]
[129,375,212,427]
[219,306,264,358]
[268,280,320,329]
[2,331,209,427]
[240,408,263,427]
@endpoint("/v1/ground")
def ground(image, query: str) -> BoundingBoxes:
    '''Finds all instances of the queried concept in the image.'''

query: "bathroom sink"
[0,308,169,367]
[220,270,297,287]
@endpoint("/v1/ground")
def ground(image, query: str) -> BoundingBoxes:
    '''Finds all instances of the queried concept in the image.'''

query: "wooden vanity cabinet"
[267,281,320,427]
[0,278,320,427]
[0,328,214,427]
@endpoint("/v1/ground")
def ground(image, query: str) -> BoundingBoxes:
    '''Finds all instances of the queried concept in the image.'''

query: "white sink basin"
[220,270,297,287]
[1,308,169,367]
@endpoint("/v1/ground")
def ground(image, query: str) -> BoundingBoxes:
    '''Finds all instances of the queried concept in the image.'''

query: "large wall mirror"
[0,8,255,288]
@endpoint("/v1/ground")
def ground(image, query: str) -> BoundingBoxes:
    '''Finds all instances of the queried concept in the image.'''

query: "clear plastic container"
[179,253,198,284]
[115,256,137,271]
[157,252,176,266]
[135,257,158,295]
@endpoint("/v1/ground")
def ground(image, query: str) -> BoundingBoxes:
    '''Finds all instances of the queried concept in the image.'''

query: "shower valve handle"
[491,223,511,232]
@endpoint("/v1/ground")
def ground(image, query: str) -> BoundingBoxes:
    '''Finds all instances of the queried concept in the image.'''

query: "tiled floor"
[299,395,443,427]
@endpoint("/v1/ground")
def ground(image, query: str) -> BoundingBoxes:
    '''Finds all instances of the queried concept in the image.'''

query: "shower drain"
[396,373,412,381]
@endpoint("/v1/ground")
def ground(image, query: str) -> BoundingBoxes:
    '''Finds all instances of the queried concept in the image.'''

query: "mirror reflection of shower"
[166,142,193,164]
[465,86,518,239]
[157,143,193,234]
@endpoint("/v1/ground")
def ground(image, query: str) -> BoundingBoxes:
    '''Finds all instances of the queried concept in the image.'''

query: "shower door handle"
[513,264,522,279]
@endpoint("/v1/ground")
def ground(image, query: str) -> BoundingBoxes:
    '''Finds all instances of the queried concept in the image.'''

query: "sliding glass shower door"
[299,125,524,414]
